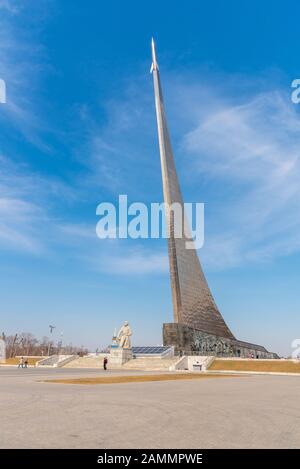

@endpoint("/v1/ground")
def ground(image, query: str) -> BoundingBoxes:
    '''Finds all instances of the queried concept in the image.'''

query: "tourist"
[103,357,108,371]
[24,359,28,368]
[18,357,24,368]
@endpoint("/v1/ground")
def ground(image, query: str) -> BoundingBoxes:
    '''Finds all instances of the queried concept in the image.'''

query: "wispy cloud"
[0,0,20,14]
[58,223,96,240]
[0,2,76,256]
[76,66,300,272]
[0,154,75,254]
[0,0,52,149]
[106,249,168,275]
[0,197,44,253]
[182,85,300,269]
[65,64,300,274]
[91,246,169,275]
[75,78,155,195]
[1,9,299,277]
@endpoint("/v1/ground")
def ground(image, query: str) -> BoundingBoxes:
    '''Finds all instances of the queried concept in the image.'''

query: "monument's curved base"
[163,323,278,359]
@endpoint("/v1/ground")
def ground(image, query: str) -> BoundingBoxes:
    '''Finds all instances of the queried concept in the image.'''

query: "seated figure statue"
[117,321,132,349]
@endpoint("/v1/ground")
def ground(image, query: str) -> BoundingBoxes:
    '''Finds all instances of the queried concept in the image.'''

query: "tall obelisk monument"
[151,38,235,340]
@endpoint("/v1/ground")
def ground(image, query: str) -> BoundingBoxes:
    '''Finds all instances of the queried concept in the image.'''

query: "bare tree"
[2,332,88,357]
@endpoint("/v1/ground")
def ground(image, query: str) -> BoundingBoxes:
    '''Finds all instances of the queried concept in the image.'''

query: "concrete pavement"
[0,367,300,449]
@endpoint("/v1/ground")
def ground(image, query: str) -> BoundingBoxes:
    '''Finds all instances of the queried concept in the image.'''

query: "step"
[122,357,178,371]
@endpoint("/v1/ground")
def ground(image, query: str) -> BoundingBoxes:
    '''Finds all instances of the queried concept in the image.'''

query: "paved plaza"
[0,367,300,448]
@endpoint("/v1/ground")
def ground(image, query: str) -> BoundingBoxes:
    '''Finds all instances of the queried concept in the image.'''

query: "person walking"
[103,357,108,371]
[24,359,28,368]
[18,357,24,368]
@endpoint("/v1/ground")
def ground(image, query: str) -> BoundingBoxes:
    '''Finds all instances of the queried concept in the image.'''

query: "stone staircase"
[172,355,215,371]
[36,355,59,367]
[121,356,178,371]
[36,354,77,368]
[62,354,179,371]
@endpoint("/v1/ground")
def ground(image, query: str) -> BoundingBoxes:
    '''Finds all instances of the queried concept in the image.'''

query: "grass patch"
[4,357,43,366]
[44,373,239,385]
[209,359,300,373]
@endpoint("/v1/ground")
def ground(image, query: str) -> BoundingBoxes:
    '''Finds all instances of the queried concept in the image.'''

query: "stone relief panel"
[163,323,277,358]
[191,329,234,356]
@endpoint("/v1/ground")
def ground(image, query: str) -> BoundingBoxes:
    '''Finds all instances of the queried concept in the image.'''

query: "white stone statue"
[117,321,132,349]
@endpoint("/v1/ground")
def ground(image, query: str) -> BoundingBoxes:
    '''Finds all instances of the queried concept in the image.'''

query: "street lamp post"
[47,325,56,356]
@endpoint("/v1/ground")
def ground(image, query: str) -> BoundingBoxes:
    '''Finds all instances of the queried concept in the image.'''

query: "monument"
[109,321,133,365]
[150,39,277,358]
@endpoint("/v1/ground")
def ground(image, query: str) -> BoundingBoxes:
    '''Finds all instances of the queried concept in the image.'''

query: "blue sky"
[0,0,299,356]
